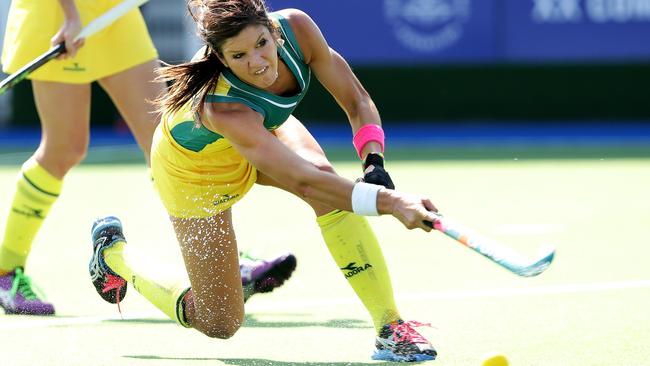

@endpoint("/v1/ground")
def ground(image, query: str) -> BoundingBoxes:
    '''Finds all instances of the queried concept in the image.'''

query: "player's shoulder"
[207,99,251,115]
[273,8,322,62]
[273,8,317,34]
[202,101,263,139]
[205,100,259,124]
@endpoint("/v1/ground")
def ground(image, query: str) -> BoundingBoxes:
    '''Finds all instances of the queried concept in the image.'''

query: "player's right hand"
[52,17,84,59]
[389,192,439,232]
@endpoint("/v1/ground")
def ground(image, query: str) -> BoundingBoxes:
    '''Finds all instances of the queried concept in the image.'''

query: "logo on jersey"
[63,63,86,72]
[213,194,239,206]
[383,0,470,52]
[12,205,44,219]
[340,262,373,278]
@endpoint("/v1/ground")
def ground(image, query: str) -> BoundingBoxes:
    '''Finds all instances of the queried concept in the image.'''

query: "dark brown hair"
[155,0,274,120]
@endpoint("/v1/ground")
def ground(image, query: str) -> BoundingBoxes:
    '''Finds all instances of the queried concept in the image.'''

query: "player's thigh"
[31,81,91,142]
[169,209,244,326]
[98,59,165,158]
[31,81,91,175]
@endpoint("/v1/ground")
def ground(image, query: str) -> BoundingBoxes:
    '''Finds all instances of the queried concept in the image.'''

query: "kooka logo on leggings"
[340,262,373,278]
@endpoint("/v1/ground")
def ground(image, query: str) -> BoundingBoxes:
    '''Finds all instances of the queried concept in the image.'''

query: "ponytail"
[155,48,224,125]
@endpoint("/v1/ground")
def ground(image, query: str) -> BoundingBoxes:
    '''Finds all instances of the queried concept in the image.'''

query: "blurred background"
[1,0,649,157]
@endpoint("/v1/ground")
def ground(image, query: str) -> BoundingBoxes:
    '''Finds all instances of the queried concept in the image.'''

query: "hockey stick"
[424,214,555,277]
[0,0,149,95]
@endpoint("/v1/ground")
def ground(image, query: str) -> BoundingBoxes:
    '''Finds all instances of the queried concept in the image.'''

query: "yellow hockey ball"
[481,352,509,366]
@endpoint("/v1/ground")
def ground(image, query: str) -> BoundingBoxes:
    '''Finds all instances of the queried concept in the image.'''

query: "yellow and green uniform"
[151,12,311,219]
[1,0,157,83]
[149,12,400,332]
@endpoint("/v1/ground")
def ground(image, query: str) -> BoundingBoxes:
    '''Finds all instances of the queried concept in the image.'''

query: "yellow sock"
[0,159,62,271]
[103,241,191,326]
[317,210,401,332]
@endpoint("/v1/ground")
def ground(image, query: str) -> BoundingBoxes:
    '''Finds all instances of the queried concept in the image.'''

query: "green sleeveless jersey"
[167,12,311,153]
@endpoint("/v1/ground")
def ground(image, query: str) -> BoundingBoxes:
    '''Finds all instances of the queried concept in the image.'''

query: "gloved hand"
[361,153,395,189]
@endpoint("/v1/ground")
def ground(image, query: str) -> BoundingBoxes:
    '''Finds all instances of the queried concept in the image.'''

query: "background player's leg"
[0,81,90,315]
[98,59,164,165]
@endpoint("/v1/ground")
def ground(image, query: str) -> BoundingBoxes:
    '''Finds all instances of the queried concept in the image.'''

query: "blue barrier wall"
[267,0,496,64]
[6,1,650,126]
[268,0,650,64]
[505,0,650,61]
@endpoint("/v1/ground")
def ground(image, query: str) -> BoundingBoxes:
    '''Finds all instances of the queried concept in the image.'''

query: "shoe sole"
[372,349,436,362]
[90,216,127,304]
[2,307,55,316]
[253,254,297,293]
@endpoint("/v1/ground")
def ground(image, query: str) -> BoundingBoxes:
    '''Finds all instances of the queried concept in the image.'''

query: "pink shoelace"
[389,320,433,344]
[102,274,126,316]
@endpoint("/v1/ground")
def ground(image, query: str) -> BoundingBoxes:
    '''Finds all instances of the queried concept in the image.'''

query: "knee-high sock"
[103,241,191,326]
[317,210,401,332]
[0,159,62,272]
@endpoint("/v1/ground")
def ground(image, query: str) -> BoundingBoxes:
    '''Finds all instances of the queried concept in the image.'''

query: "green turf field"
[1,152,649,365]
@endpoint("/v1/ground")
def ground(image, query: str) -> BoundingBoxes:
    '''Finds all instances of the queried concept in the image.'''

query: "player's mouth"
[253,66,269,75]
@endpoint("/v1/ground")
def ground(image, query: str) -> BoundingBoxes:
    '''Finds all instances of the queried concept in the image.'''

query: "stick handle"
[0,0,149,95]
[425,216,529,266]
[424,215,555,277]
[0,44,64,93]
[75,0,149,41]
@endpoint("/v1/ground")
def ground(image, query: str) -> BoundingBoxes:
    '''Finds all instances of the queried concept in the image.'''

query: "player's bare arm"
[201,103,354,210]
[283,9,383,157]
[201,103,435,230]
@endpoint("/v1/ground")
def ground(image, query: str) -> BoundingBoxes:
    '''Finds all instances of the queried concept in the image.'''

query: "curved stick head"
[513,246,555,277]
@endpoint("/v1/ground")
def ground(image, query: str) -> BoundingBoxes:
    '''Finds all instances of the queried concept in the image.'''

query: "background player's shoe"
[0,267,54,315]
[240,251,297,302]
[372,320,437,362]
[89,216,127,304]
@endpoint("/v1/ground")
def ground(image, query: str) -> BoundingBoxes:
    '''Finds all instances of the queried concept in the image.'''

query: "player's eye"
[257,38,267,47]
[232,53,244,59]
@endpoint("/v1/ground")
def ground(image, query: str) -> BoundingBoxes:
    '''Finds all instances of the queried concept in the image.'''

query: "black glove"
[362,153,395,189]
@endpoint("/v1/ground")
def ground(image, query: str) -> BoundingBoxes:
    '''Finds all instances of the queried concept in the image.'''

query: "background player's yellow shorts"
[150,120,258,219]
[1,0,157,83]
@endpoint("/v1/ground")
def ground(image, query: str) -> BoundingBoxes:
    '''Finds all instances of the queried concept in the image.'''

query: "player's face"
[220,24,279,89]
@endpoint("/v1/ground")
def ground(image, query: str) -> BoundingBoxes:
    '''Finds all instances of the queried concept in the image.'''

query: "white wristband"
[351,182,382,216]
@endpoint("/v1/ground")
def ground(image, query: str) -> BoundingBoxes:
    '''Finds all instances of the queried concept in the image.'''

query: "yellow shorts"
[1,0,157,83]
[150,120,258,219]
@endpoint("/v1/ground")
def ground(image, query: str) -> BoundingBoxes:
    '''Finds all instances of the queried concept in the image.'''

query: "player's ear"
[214,49,228,68]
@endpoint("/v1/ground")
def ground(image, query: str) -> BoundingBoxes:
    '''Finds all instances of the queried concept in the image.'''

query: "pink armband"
[353,124,385,159]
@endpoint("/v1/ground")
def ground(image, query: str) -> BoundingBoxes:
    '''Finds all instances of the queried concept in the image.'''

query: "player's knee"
[192,301,244,339]
[67,142,88,166]
[45,142,88,171]
[198,318,242,339]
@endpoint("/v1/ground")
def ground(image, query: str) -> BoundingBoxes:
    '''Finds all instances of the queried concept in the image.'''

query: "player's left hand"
[361,153,395,189]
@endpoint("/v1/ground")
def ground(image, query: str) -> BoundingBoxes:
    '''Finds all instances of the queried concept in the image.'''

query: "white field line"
[2,279,650,330]
[248,278,650,311]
